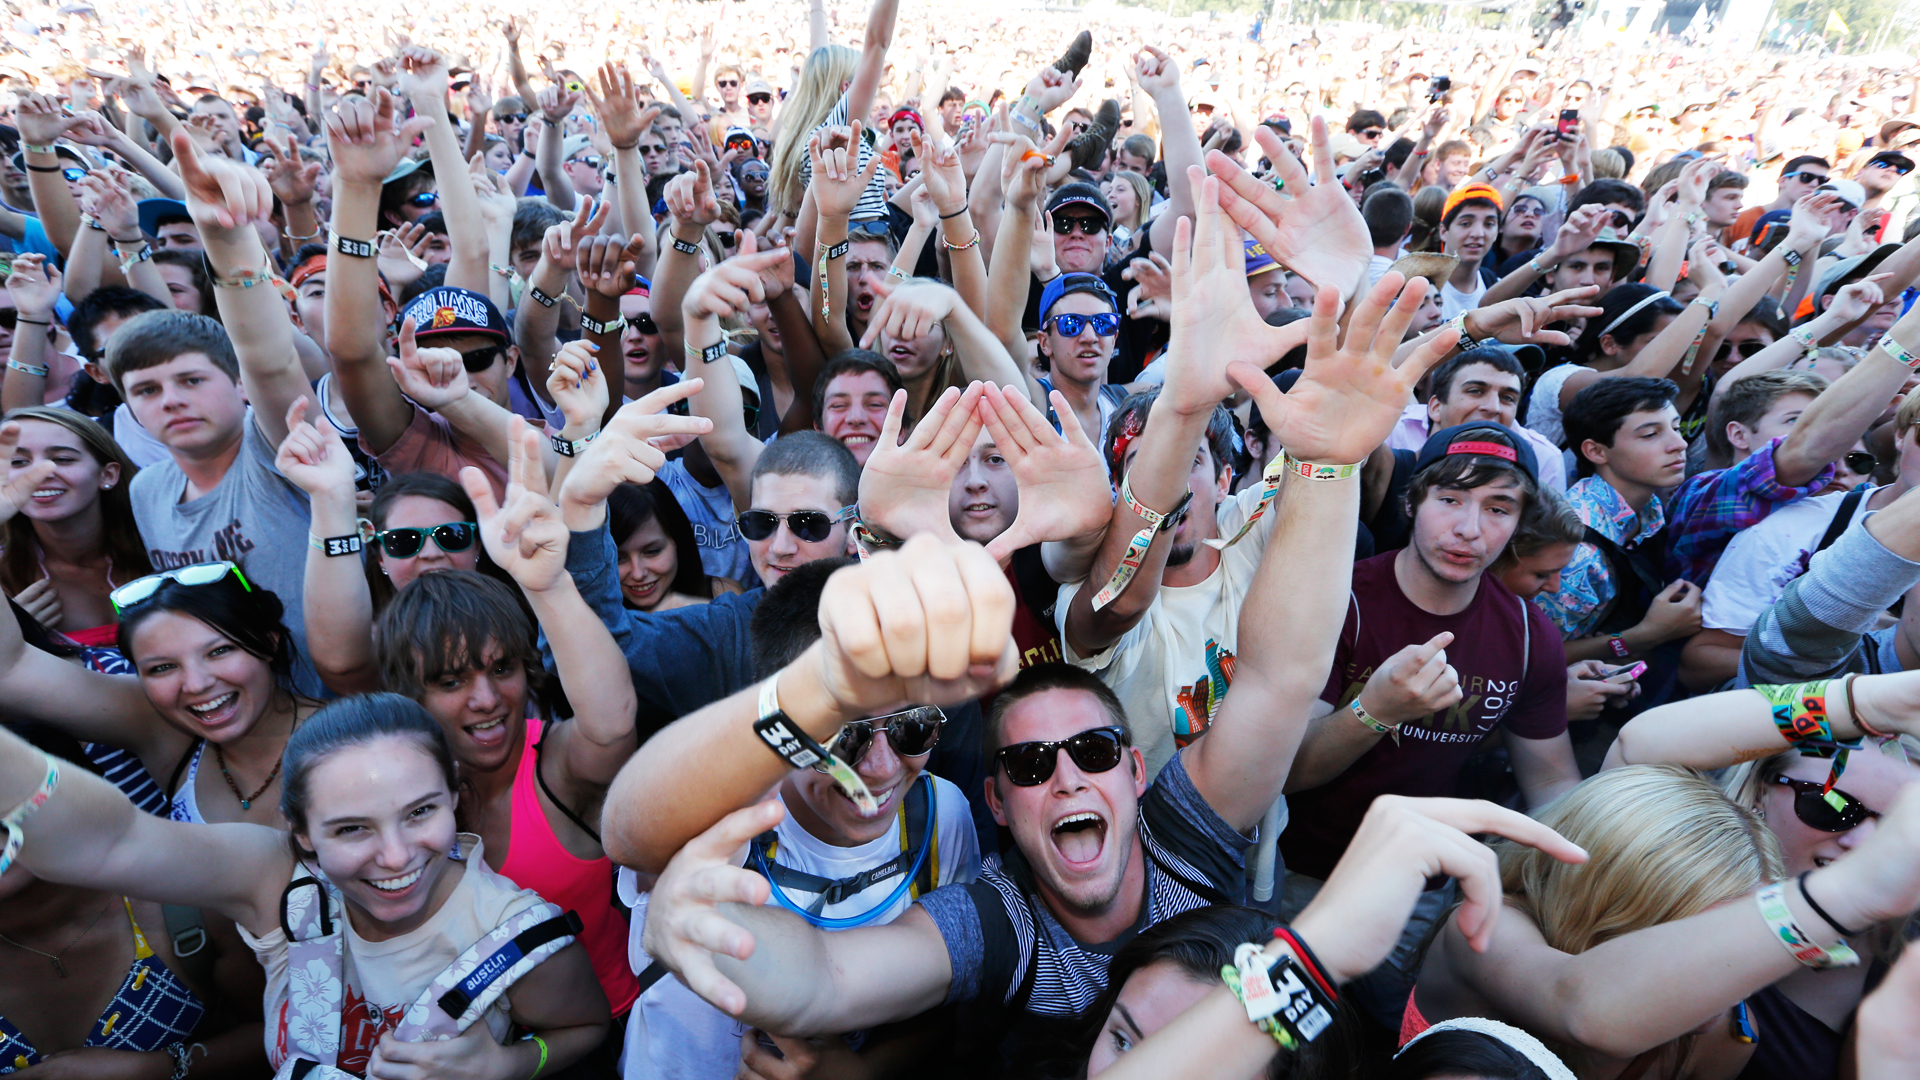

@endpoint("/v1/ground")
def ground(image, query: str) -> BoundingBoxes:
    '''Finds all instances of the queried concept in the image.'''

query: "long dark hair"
[0,407,153,602]
[365,471,511,609]
[1387,1030,1554,1080]
[280,692,457,858]
[607,479,711,602]
[116,571,294,683]
[1571,284,1683,368]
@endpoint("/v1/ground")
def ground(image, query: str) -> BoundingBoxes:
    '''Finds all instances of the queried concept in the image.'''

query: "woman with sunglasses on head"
[1,409,152,647]
[1605,671,1920,1080]
[283,412,650,1030]
[0,694,610,1077]
[0,419,318,829]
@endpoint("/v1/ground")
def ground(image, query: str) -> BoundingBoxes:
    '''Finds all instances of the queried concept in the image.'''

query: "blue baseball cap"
[137,198,190,238]
[1244,239,1279,277]
[1038,272,1118,320]
[399,286,512,345]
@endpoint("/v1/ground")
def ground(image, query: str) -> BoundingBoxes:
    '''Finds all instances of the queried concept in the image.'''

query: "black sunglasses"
[374,521,476,559]
[1871,159,1915,175]
[1774,775,1880,832]
[632,312,659,336]
[1607,209,1634,230]
[497,112,528,124]
[1359,128,1384,139]
[748,93,773,105]
[995,726,1130,787]
[1053,216,1106,236]
[1045,312,1120,337]
[1714,339,1769,363]
[460,345,505,373]
[0,309,17,330]
[716,79,741,89]
[1844,450,1878,476]
[736,506,854,543]
[815,706,945,770]
[1786,170,1830,185]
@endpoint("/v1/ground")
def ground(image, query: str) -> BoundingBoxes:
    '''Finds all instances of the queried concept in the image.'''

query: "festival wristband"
[579,313,625,336]
[1445,313,1481,352]
[1349,696,1399,740]
[1877,334,1920,371]
[1206,452,1362,553]
[1091,475,1194,611]
[942,231,981,251]
[210,257,280,290]
[1220,940,1336,1050]
[671,237,702,256]
[332,233,376,259]
[550,431,597,457]
[527,285,559,308]
[1755,881,1858,969]
[751,677,876,814]
[7,360,49,378]
[0,753,59,877]
[527,1033,549,1079]
[1756,681,1860,807]
[686,339,729,365]
[308,532,363,557]
[1607,634,1631,658]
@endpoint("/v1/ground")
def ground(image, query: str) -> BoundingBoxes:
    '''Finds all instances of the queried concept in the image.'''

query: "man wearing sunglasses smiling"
[614,246,1456,1070]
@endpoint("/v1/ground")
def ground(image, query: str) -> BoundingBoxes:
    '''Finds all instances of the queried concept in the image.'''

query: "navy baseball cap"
[1038,272,1118,320]
[1413,421,1538,484]
[400,286,512,345]
[137,198,191,238]
[1045,182,1112,228]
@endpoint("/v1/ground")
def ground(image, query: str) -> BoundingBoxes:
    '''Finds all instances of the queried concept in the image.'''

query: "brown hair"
[373,570,549,706]
[1705,369,1828,464]
[0,408,153,601]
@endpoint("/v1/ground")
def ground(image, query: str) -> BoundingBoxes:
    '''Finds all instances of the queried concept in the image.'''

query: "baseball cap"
[1818,177,1867,209]
[561,134,597,162]
[1868,149,1914,173]
[383,155,433,188]
[1038,272,1118,320]
[137,198,191,237]
[1045,182,1112,229]
[1442,182,1504,221]
[1815,242,1901,303]
[399,286,512,345]
[888,107,923,131]
[1412,421,1538,485]
[1244,239,1280,277]
[744,78,775,98]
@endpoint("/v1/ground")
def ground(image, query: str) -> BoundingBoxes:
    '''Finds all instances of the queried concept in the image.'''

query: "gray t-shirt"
[130,417,326,698]
[658,458,756,588]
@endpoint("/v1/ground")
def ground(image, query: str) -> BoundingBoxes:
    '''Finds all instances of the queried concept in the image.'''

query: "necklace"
[214,740,282,810]
[0,897,114,977]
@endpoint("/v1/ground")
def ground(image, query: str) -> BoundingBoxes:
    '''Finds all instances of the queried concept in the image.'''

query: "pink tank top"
[496,719,641,1015]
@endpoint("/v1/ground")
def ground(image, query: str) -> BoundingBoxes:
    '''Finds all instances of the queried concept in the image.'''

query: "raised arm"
[516,201,607,403]
[276,401,380,695]
[983,133,1048,362]
[844,0,900,128]
[683,242,787,509]
[1773,297,1920,487]
[585,62,662,282]
[323,88,436,456]
[533,85,583,211]
[860,281,1029,397]
[808,125,884,357]
[383,318,528,477]
[13,93,85,260]
[1134,47,1202,258]
[396,47,494,296]
[173,129,316,448]
[911,129,988,316]
[1184,253,1455,835]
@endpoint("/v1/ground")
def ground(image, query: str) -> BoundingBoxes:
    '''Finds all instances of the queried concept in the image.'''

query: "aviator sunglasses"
[814,707,946,770]
[735,506,857,543]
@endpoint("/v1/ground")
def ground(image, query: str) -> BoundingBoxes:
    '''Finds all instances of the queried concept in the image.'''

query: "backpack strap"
[398,901,581,1040]
[903,775,938,898]
[166,739,201,804]
[1814,487,1870,556]
[273,867,345,1074]
[533,723,602,844]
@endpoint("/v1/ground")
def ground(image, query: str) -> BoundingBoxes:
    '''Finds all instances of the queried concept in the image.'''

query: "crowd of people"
[5,0,1920,1077]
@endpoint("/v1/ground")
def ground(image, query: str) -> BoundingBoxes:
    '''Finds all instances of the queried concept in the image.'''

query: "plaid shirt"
[1534,476,1665,639]
[1664,437,1834,586]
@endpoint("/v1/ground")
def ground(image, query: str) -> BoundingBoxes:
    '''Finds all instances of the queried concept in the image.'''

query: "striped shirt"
[797,95,893,223]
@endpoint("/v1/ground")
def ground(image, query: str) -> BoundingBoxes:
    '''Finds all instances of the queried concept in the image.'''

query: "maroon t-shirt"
[1280,552,1568,879]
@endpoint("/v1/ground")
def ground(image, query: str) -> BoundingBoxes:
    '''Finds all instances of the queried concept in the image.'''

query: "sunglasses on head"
[498,112,528,124]
[460,345,505,373]
[1786,170,1830,185]
[1046,312,1121,338]
[850,219,891,236]
[995,726,1130,787]
[1844,450,1878,476]
[1774,775,1880,832]
[404,191,439,208]
[736,506,856,543]
[1053,216,1106,237]
[374,521,477,559]
[748,93,773,105]
[110,561,252,615]
[814,706,946,770]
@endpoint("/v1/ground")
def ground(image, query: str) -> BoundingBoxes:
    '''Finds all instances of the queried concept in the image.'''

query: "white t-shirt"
[1440,275,1487,321]
[619,776,979,1080]
[1057,482,1280,780]
[240,836,545,1072]
[1525,363,1585,447]
[1703,488,1872,634]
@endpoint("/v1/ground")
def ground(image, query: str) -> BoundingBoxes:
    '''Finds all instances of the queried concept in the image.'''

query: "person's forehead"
[126,351,223,382]
[827,369,890,398]
[1049,291,1116,317]
[751,470,840,511]
[847,239,891,262]
[998,687,1116,746]
[1451,363,1521,391]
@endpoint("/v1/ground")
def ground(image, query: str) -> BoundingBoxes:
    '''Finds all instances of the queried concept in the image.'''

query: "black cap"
[1413,421,1537,484]
[1046,181,1112,228]
[399,286,512,345]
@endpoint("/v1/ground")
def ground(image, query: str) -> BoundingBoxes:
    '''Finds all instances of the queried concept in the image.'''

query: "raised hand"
[172,128,272,232]
[11,92,84,148]
[76,170,140,239]
[1164,170,1295,413]
[549,195,613,262]
[546,339,608,433]
[1547,204,1611,263]
[909,128,967,216]
[465,75,494,122]
[396,45,452,107]
[4,255,63,321]
[1208,117,1371,300]
[641,799,782,1016]
[1122,251,1172,321]
[809,123,883,221]
[0,424,57,526]
[383,317,471,412]
[325,87,435,188]
[1229,271,1457,466]
[376,226,431,290]
[858,385,986,543]
[273,398,357,499]
[584,62,658,151]
[975,382,1110,562]
[1022,63,1080,114]
[1359,632,1461,726]
[1827,273,1892,324]
[1132,45,1179,95]
[575,232,649,298]
[1787,190,1844,247]
[263,133,322,208]
[991,131,1049,212]
[664,161,722,229]
[463,419,571,595]
[558,381,715,516]
[857,280,960,350]
[908,185,940,233]
[537,83,580,125]
[61,110,119,148]
[1465,284,1604,348]
[467,153,518,230]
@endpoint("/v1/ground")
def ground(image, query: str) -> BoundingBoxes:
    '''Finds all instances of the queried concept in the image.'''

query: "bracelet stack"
[1219,928,1338,1050]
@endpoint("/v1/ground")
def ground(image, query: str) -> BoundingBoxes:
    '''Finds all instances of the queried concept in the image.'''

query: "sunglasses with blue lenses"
[1045,312,1121,338]
[374,521,476,559]
[1786,170,1830,185]
[403,191,440,208]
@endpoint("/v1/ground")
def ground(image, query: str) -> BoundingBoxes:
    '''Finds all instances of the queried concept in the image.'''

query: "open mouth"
[464,716,511,749]
[837,781,895,819]
[185,691,240,727]
[1051,811,1108,868]
[367,865,425,893]
[962,501,998,518]
[840,433,875,450]
[30,487,66,501]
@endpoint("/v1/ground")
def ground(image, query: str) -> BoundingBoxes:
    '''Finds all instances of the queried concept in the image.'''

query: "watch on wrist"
[332,233,375,259]
[551,430,598,457]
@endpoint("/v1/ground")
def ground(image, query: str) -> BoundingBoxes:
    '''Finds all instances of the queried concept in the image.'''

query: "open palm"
[978,384,1111,562]
[858,385,986,544]
[1208,118,1370,299]
[1164,171,1292,414]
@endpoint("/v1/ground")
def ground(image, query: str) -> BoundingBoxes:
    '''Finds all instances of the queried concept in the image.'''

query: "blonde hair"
[1109,170,1152,233]
[1503,765,1782,956]
[767,45,859,217]
[1590,148,1627,179]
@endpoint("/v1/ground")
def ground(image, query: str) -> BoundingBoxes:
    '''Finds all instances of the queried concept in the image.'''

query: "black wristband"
[24,163,64,173]
[754,710,836,770]
[333,233,375,259]
[310,533,363,557]
[939,202,970,220]
[1798,871,1864,937]
[579,312,625,336]
[528,284,558,308]
[671,237,702,255]
[686,340,729,365]
[822,239,850,259]
[551,430,597,457]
